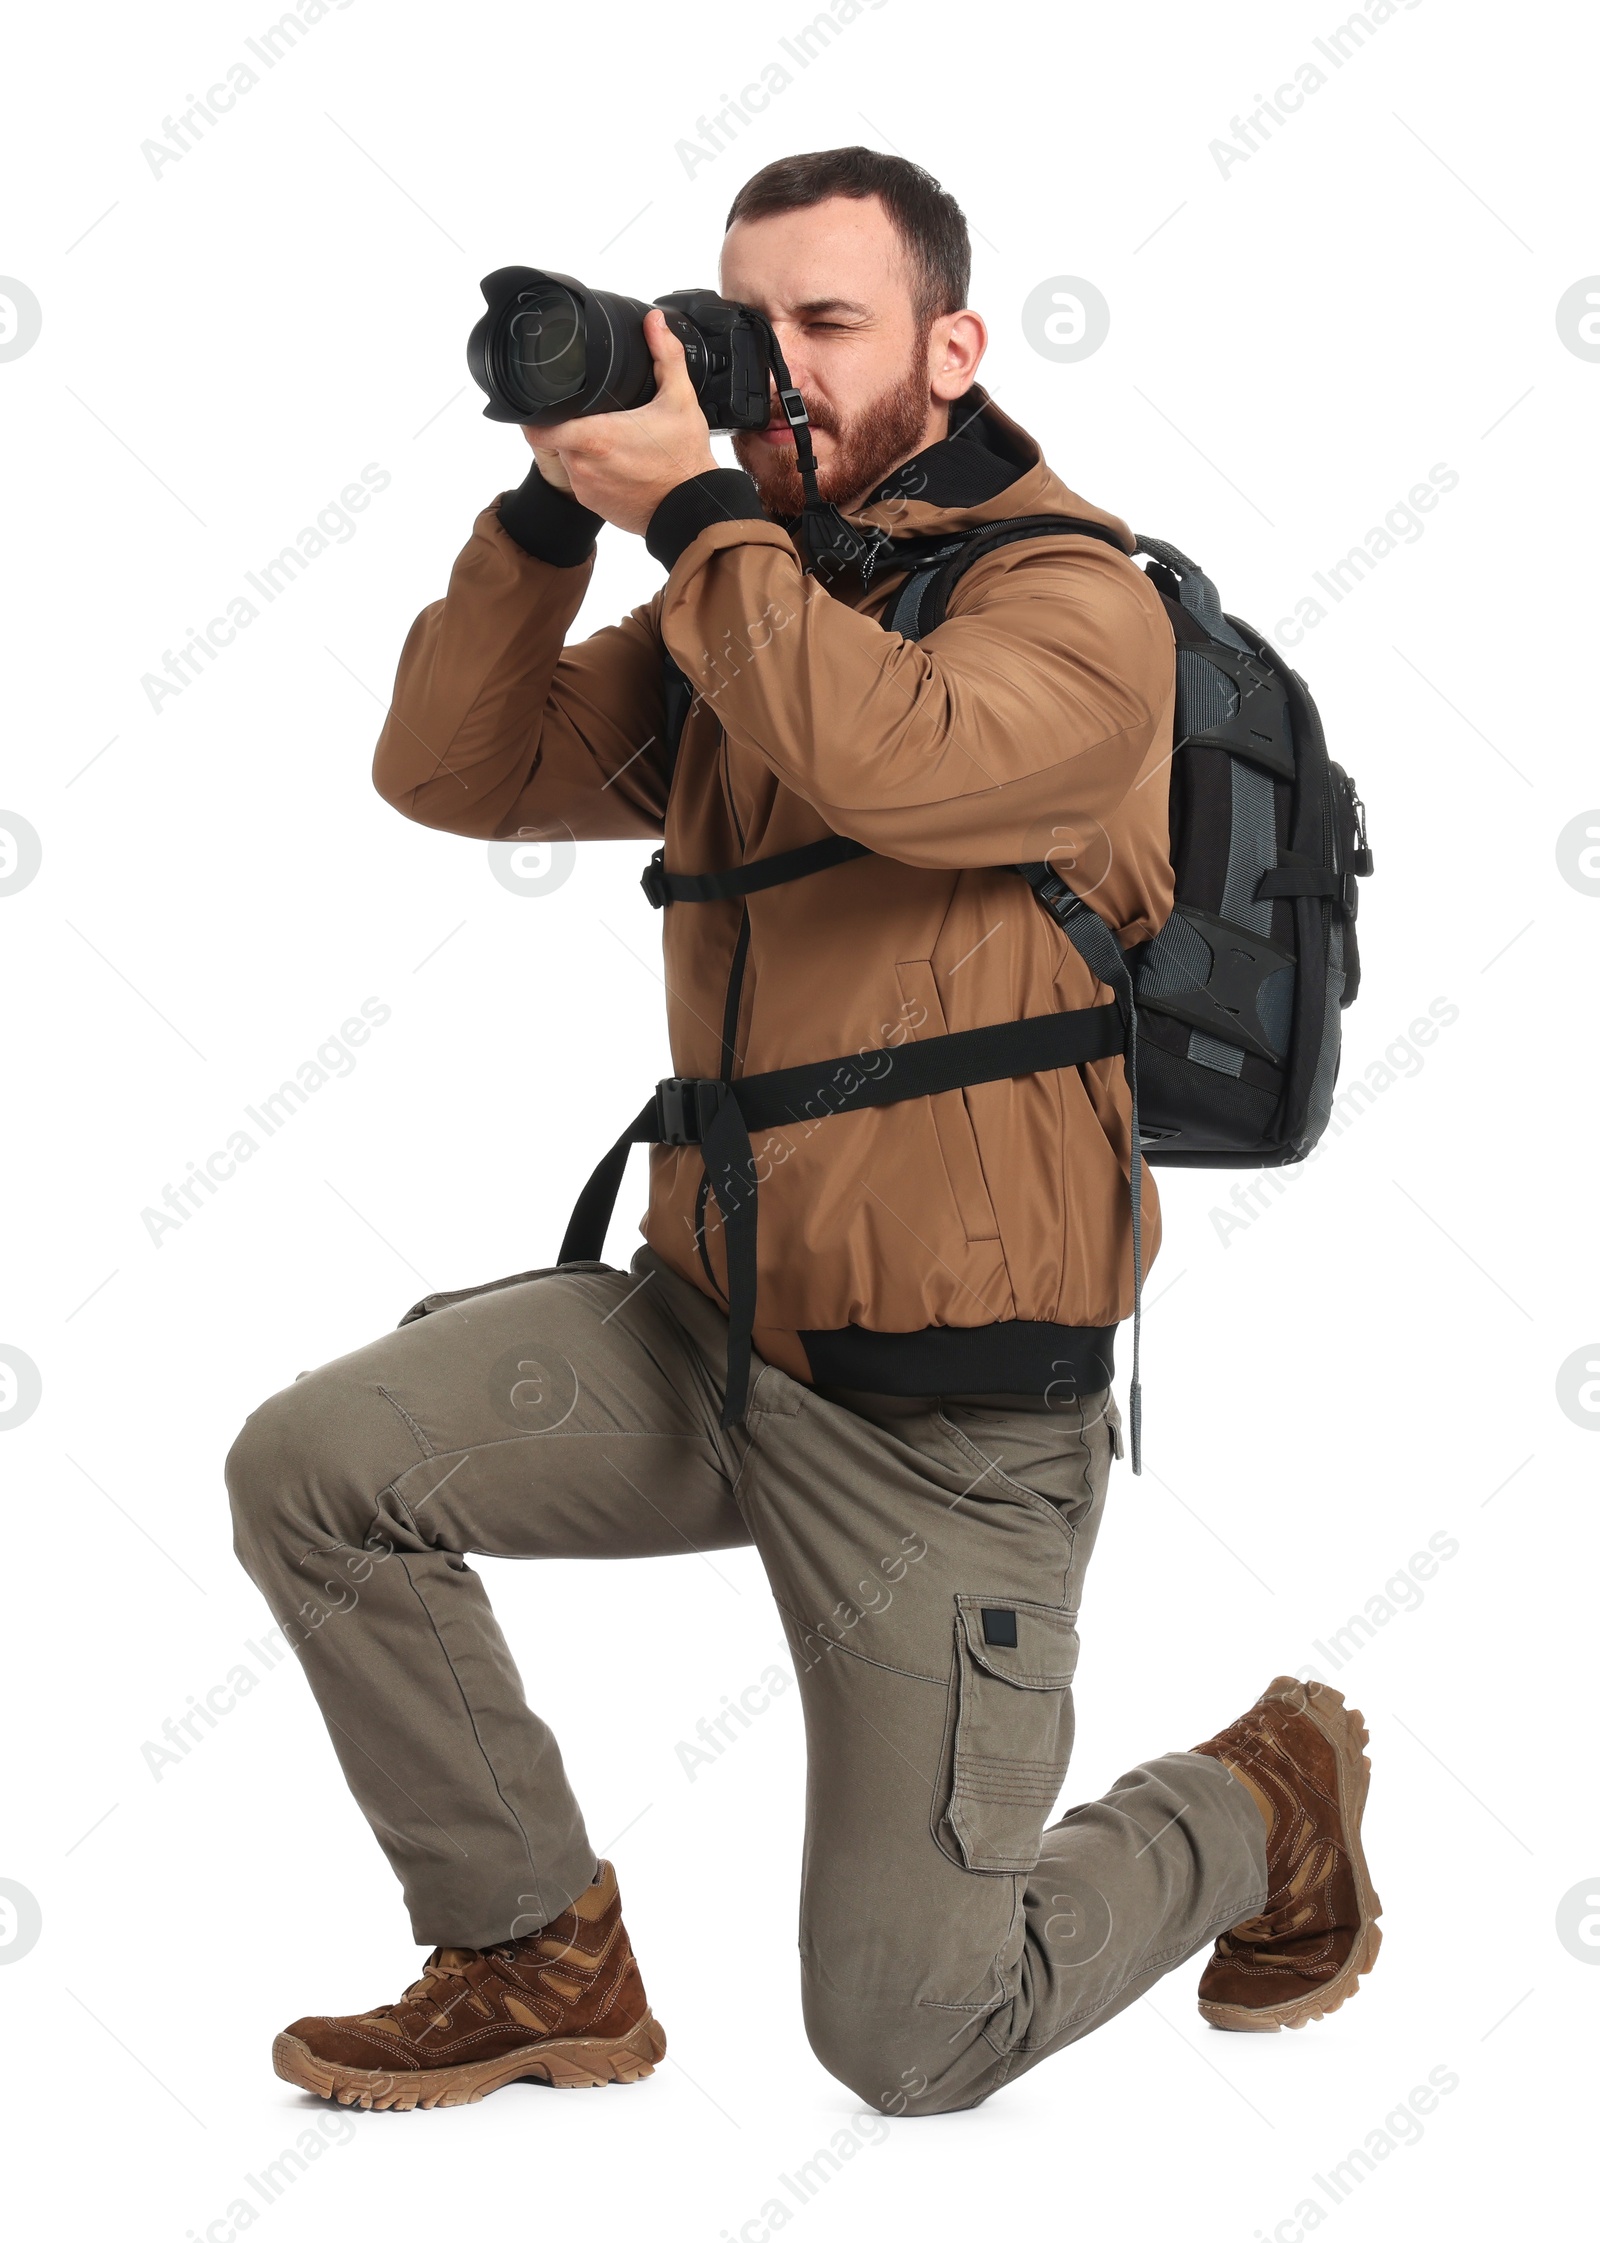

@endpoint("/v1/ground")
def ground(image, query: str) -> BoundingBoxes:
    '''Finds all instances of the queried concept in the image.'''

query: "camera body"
[467,266,775,430]
[653,289,773,429]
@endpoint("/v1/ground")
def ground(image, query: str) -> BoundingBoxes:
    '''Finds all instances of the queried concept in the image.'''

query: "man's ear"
[930,309,987,402]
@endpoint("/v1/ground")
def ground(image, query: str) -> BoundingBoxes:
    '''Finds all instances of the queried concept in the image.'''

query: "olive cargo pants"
[226,1246,1268,2114]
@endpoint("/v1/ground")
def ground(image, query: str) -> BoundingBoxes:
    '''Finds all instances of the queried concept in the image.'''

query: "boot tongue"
[433,1946,479,1969]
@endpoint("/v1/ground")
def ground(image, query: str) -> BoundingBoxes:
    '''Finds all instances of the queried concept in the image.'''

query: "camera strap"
[746,315,879,587]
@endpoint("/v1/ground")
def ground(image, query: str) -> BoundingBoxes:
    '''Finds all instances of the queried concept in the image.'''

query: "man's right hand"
[522,433,575,495]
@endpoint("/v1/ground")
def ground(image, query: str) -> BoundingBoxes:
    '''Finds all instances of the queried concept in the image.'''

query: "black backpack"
[562,517,1373,1470]
[876,518,1373,1166]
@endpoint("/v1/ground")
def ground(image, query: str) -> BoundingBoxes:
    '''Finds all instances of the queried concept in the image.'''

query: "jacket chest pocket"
[895,960,1001,1243]
[938,1594,1080,1874]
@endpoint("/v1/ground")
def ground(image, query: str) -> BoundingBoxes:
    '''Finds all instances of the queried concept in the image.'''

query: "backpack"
[562,518,1374,1471]
[875,518,1373,1165]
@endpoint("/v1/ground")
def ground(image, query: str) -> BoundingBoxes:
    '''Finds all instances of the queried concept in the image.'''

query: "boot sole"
[1201,1675,1383,2034]
[272,2010,668,2109]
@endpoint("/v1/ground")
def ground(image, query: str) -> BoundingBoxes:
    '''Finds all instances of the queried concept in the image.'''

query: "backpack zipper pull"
[1349,783,1373,876]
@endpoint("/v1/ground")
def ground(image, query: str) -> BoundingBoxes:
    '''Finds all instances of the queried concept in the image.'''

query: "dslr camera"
[467,265,780,429]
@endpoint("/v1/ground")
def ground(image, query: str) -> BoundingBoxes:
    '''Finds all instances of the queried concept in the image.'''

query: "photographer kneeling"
[227,146,1379,2117]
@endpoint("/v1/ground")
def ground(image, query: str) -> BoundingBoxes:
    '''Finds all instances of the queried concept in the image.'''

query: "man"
[227,147,1380,2116]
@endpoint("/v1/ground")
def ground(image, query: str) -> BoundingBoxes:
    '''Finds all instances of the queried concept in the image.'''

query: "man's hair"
[724,147,971,328]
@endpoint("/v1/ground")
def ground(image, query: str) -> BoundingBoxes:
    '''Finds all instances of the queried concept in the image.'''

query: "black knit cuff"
[646,468,767,571]
[496,462,604,565]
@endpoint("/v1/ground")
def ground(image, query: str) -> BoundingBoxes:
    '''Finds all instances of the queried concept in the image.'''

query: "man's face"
[718,194,976,515]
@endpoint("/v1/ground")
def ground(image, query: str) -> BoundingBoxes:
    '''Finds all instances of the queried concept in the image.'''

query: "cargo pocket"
[939,1594,1080,1873]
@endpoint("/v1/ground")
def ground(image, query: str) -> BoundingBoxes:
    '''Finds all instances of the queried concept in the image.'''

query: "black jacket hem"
[798,1320,1116,1400]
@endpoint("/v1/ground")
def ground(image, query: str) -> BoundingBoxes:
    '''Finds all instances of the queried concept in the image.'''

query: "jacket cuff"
[646,468,767,571]
[496,462,604,565]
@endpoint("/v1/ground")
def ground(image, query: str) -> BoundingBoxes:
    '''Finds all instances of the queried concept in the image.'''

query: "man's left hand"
[532,309,719,536]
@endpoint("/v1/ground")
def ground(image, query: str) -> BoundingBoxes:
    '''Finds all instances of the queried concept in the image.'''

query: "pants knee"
[225,1383,311,1576]
[224,1370,399,1580]
[802,1980,972,2119]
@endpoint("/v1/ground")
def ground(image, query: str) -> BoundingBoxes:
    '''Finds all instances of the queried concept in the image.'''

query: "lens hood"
[468,265,657,425]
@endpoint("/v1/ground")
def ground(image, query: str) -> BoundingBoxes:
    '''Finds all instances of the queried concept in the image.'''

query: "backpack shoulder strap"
[883,513,1134,641]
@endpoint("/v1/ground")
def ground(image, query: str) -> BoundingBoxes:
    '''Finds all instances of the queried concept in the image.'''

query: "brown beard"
[731,339,936,518]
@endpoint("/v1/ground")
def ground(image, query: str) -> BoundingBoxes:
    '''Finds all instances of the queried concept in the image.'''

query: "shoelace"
[367,1908,595,2036]
[1224,1898,1321,1947]
[375,1943,522,2034]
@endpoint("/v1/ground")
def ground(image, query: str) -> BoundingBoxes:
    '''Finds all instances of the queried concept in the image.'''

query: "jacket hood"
[811,384,1138,557]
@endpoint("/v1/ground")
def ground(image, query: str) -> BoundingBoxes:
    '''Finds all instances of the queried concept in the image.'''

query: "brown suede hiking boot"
[1192,1674,1382,2033]
[272,1861,666,2109]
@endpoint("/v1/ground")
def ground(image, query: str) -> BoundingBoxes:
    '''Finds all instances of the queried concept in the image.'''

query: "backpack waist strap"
[560,1002,1124,1430]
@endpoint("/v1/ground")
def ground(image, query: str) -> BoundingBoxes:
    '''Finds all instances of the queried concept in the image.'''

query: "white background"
[2,0,1594,2235]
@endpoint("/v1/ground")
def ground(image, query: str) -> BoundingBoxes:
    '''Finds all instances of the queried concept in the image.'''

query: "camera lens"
[507,282,586,412]
[468,268,658,425]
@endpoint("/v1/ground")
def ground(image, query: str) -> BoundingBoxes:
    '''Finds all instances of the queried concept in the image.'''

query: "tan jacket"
[373,388,1174,1397]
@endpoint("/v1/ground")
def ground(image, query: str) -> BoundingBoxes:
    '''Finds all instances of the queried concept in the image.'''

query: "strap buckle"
[640,850,670,910]
[776,386,810,430]
[1017,861,1086,923]
[654,1077,726,1146]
